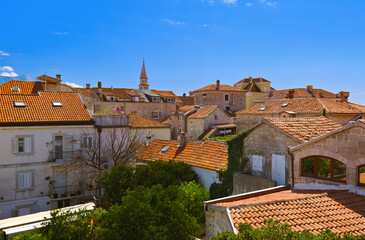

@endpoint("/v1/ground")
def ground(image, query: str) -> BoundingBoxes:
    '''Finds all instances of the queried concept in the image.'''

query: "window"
[12,87,20,93]
[167,97,175,103]
[358,165,365,186]
[82,136,93,148]
[12,136,32,154]
[52,101,63,107]
[17,172,32,189]
[225,106,230,111]
[224,94,229,101]
[301,156,346,183]
[258,106,267,111]
[152,97,160,102]
[202,93,207,97]
[252,155,263,171]
[13,101,26,108]
[152,111,159,119]
[282,103,290,108]
[160,146,169,154]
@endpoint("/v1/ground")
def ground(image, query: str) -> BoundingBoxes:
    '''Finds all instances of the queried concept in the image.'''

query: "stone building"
[233,77,272,108]
[290,119,365,192]
[189,80,246,112]
[236,117,341,186]
[135,139,228,189]
[236,98,365,131]
[168,105,233,141]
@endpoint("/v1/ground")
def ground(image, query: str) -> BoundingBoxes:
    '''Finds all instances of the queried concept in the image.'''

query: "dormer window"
[167,97,175,103]
[14,101,26,108]
[12,87,20,93]
[52,101,63,107]
[282,103,290,108]
[258,106,267,111]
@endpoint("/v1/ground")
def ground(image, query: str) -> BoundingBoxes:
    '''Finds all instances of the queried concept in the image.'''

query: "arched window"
[301,156,346,183]
[358,165,365,186]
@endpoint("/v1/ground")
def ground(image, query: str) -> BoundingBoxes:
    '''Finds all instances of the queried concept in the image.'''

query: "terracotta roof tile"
[0,91,92,125]
[128,113,169,128]
[190,84,245,94]
[135,139,228,170]
[237,98,365,115]
[188,105,219,119]
[235,77,271,84]
[0,81,43,95]
[151,90,182,103]
[265,117,342,142]
[257,88,338,100]
[213,189,365,236]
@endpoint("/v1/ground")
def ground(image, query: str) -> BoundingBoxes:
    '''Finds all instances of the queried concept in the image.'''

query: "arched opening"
[358,165,365,187]
[301,156,346,183]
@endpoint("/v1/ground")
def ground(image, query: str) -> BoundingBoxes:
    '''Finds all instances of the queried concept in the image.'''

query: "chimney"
[339,91,350,102]
[56,74,61,80]
[216,80,220,90]
[98,81,102,88]
[183,93,186,97]
[179,132,186,147]
[307,85,313,93]
[288,89,295,99]
[176,104,180,113]
[85,84,90,89]
[249,76,252,83]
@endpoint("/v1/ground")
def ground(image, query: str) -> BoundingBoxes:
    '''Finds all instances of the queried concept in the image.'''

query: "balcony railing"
[49,184,93,199]
[48,150,84,164]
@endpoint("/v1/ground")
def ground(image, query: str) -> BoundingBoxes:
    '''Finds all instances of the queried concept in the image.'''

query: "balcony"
[48,150,83,165]
[49,184,93,200]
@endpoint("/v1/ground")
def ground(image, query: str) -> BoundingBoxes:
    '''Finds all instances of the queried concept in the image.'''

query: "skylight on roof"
[14,101,26,108]
[282,103,290,108]
[52,101,63,107]
[160,146,170,154]
[258,106,267,111]
[12,87,20,93]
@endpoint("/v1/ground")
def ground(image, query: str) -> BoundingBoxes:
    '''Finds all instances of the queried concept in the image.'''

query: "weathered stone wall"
[233,173,277,195]
[292,125,365,188]
[206,207,234,240]
[243,123,302,185]
[194,91,246,112]
[93,102,176,122]
[187,118,205,141]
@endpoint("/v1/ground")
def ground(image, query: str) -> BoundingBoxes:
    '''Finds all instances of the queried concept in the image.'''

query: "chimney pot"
[86,84,90,89]
[56,74,61,80]
[179,132,186,147]
[339,91,350,102]
[183,93,186,97]
[288,89,295,99]
[216,80,220,90]
[307,85,313,93]
[98,81,102,89]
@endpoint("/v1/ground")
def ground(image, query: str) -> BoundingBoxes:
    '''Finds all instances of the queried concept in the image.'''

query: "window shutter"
[12,138,19,153]
[64,135,74,160]
[18,173,24,189]
[24,137,31,153]
[18,172,32,189]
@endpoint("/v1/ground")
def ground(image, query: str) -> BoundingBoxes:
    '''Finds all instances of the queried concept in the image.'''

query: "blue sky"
[1,0,365,104]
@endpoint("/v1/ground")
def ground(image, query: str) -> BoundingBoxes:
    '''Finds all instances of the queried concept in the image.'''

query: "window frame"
[358,164,365,187]
[301,156,346,183]
[81,136,93,148]
[152,111,160,119]
[224,94,229,102]
[16,170,35,191]
[12,135,34,155]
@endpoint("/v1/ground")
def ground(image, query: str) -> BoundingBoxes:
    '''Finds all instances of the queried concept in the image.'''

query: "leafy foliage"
[211,219,365,240]
[209,134,236,141]
[99,160,199,204]
[210,131,250,199]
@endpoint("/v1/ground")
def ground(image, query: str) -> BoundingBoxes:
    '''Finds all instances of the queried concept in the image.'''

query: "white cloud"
[0,51,10,56]
[222,0,237,5]
[52,31,69,35]
[202,23,217,28]
[246,2,253,7]
[164,18,185,25]
[64,82,83,88]
[266,1,277,7]
[0,66,14,72]
[201,0,214,5]
[0,72,18,77]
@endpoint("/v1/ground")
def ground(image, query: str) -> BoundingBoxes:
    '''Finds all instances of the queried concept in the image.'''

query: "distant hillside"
[0,74,35,84]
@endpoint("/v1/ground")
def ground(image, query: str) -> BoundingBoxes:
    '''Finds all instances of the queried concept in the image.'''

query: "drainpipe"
[288,149,295,189]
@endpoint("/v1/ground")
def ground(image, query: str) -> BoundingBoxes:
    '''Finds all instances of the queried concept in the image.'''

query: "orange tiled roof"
[190,84,245,94]
[235,77,271,84]
[0,81,44,95]
[128,113,169,128]
[222,190,365,236]
[179,105,196,113]
[257,88,338,100]
[151,90,182,103]
[135,139,228,170]
[265,117,342,142]
[237,98,365,115]
[95,88,131,100]
[188,105,219,119]
[0,91,92,126]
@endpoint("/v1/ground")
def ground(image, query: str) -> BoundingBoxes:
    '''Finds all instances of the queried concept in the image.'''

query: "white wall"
[0,125,93,219]
[191,166,220,189]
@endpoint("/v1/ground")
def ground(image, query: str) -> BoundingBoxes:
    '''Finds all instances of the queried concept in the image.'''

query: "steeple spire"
[139,59,149,90]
